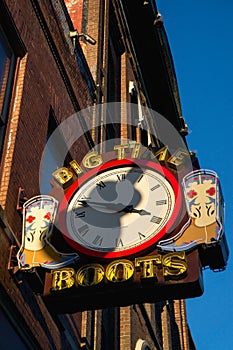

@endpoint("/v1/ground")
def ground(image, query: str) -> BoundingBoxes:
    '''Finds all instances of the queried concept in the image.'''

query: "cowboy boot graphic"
[17,195,79,269]
[158,170,224,252]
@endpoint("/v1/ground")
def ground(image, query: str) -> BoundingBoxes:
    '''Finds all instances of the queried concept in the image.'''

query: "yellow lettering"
[69,160,84,175]
[51,268,75,291]
[154,146,170,164]
[52,167,73,187]
[135,255,162,280]
[106,260,134,283]
[131,143,141,158]
[162,252,188,280]
[167,148,189,168]
[114,144,129,160]
[49,253,189,293]
[82,152,103,169]
[76,264,104,287]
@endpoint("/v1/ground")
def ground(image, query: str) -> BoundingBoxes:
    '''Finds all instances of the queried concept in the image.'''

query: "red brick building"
[0,0,197,349]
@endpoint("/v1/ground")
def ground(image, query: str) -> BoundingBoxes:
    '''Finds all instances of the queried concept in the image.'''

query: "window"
[0,0,26,157]
[129,81,149,146]
[104,2,124,144]
[40,106,72,193]
[101,308,120,350]
[0,24,16,153]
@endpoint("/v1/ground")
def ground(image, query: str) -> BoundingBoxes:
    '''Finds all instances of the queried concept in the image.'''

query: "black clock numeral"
[117,173,126,182]
[137,174,144,183]
[73,209,86,218]
[115,238,124,247]
[78,224,89,236]
[156,200,167,206]
[92,235,103,246]
[78,200,88,207]
[151,184,160,191]
[151,216,162,224]
[96,181,106,190]
[78,195,90,206]
[138,232,146,240]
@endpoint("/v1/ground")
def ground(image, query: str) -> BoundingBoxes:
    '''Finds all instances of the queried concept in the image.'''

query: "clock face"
[58,159,181,258]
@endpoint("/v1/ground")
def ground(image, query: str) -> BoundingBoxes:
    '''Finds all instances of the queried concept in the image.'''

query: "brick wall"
[0,0,93,234]
[120,306,131,348]
[64,0,84,33]
[85,0,102,83]
[0,0,94,348]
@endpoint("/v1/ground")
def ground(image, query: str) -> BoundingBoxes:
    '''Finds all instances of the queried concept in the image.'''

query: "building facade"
[0,0,199,349]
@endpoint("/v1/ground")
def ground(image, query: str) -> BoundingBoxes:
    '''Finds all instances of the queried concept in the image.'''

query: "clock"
[58,159,181,259]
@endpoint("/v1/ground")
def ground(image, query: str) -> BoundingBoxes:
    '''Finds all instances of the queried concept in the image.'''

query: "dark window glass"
[101,308,120,350]
[40,107,73,193]
[0,25,16,152]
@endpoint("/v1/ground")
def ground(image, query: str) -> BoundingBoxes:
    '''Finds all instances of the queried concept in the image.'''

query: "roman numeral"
[96,181,106,190]
[137,174,144,183]
[150,216,162,224]
[156,200,167,206]
[78,224,89,236]
[115,238,124,247]
[92,235,103,246]
[151,184,160,191]
[138,232,146,240]
[117,173,126,182]
[73,209,86,218]
[78,195,90,207]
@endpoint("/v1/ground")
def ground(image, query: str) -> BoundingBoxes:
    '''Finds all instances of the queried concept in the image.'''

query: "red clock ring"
[58,158,182,259]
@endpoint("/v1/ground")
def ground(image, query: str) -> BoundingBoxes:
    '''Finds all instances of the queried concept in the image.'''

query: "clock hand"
[122,206,151,215]
[78,200,151,215]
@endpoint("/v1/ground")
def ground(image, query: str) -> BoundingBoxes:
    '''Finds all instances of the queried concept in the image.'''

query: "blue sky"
[156,0,233,348]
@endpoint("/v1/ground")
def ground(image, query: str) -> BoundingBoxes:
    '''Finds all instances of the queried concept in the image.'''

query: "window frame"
[0,1,26,157]
[0,24,17,148]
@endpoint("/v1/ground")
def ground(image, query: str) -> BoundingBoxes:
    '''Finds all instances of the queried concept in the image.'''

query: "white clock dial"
[59,160,181,258]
